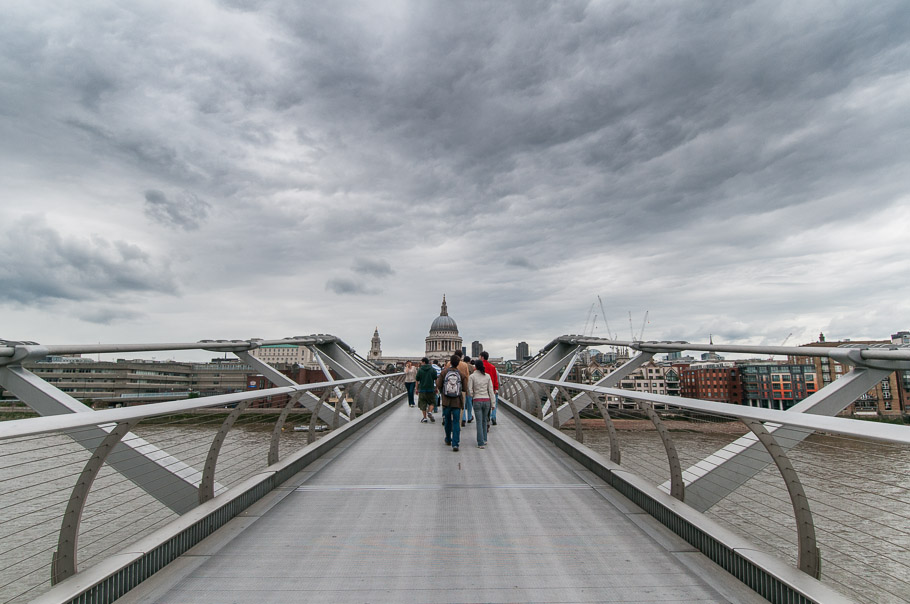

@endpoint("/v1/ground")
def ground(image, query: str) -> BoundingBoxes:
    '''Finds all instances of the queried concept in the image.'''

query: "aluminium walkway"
[119,403,765,604]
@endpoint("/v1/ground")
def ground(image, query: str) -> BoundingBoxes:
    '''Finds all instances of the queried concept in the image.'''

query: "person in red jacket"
[480,351,500,426]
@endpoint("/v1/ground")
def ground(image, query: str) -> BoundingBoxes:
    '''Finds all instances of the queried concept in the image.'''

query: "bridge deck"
[121,403,765,604]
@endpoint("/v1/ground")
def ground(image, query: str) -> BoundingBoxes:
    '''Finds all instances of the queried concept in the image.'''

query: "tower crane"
[596,295,615,340]
[582,303,595,336]
[628,310,649,341]
[768,332,793,360]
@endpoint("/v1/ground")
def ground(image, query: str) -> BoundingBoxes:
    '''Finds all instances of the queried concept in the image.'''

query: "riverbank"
[564,417,751,434]
[0,406,314,424]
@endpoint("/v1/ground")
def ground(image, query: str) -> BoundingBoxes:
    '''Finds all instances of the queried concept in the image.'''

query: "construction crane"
[596,295,615,340]
[628,310,649,341]
[768,332,793,360]
[582,303,595,336]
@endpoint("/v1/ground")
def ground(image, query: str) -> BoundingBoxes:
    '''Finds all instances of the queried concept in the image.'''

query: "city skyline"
[2,2,909,361]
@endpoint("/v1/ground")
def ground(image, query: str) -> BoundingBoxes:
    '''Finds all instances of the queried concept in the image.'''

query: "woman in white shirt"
[467,359,496,448]
[403,361,418,407]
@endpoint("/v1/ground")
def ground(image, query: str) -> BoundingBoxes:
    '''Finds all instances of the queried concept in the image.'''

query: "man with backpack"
[436,354,465,451]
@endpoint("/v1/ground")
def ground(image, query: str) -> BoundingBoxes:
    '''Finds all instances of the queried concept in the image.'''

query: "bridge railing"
[0,370,404,604]
[500,373,910,604]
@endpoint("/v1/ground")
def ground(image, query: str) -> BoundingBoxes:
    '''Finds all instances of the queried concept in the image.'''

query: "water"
[0,420,321,603]
[1,421,907,603]
[576,425,910,604]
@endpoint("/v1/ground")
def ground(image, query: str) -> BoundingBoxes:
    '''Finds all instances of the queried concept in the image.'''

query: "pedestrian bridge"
[1,335,908,604]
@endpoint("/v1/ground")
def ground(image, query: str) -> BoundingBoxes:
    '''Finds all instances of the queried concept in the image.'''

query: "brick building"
[790,335,904,417]
[680,363,743,405]
[737,362,817,410]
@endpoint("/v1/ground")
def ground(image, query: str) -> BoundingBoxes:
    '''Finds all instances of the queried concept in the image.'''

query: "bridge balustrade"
[1,334,909,604]
[500,371,910,604]
[0,372,405,603]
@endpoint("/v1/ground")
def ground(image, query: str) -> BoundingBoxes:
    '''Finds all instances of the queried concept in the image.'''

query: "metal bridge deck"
[121,404,765,604]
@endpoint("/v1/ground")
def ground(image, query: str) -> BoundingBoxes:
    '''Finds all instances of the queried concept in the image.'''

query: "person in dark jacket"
[415,357,437,423]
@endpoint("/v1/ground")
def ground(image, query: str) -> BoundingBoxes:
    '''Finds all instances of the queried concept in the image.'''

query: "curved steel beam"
[199,400,253,503]
[556,385,584,443]
[543,387,560,429]
[743,419,821,578]
[361,381,379,411]
[582,391,621,464]
[306,389,333,444]
[332,386,346,429]
[502,379,520,410]
[348,381,363,415]
[52,419,139,584]
[268,392,304,466]
[529,382,546,420]
[639,402,684,501]
[509,381,527,413]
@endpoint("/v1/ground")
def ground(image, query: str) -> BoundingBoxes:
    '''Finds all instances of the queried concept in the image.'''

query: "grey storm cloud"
[506,257,535,270]
[325,278,380,296]
[144,190,211,231]
[0,216,178,305]
[1,1,909,352]
[245,1,910,260]
[75,307,144,325]
[352,257,394,277]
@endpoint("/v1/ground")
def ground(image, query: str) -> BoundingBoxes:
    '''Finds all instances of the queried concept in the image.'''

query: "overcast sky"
[2,1,909,361]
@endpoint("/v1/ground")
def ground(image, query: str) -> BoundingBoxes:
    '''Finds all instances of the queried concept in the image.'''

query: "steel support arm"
[234,351,349,426]
[0,366,204,514]
[547,352,655,426]
[677,366,895,511]
[51,419,140,584]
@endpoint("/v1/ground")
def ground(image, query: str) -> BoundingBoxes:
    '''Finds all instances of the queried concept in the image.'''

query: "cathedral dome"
[425,295,462,359]
[429,295,458,332]
[431,315,458,332]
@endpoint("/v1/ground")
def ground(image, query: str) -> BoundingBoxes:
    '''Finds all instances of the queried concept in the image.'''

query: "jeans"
[405,382,416,406]
[490,392,498,421]
[462,396,473,422]
[442,406,461,448]
[473,399,491,445]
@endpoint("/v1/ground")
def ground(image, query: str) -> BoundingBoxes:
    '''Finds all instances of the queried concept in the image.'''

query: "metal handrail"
[0,334,356,363]
[501,372,910,582]
[542,335,910,364]
[500,374,910,445]
[0,373,404,440]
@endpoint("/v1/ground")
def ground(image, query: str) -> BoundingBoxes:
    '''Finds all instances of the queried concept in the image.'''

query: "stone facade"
[425,295,463,361]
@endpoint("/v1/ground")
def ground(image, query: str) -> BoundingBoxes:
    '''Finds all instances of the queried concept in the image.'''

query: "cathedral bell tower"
[368,327,382,361]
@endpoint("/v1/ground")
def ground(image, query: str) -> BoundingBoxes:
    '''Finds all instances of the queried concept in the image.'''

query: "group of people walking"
[403,350,499,451]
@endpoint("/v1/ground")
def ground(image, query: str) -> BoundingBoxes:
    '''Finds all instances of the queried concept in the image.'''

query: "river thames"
[1,419,907,603]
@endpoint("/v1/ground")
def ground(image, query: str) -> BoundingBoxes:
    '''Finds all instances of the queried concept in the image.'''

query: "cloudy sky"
[2,1,909,361]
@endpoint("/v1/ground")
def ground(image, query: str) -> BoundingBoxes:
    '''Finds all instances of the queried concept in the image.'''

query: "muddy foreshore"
[564,417,751,434]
